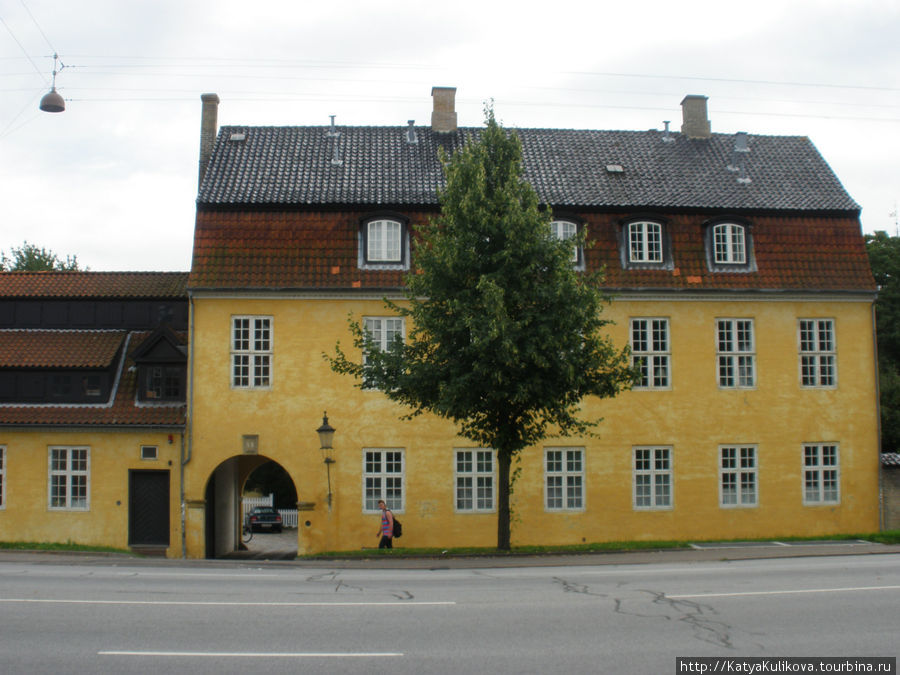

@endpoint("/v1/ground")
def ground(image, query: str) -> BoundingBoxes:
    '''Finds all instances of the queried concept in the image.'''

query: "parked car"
[245,506,283,532]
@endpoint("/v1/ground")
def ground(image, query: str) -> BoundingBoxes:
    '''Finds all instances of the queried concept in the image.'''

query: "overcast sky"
[2,0,898,271]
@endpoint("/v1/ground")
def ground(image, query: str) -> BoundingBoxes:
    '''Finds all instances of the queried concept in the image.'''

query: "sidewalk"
[1,540,898,569]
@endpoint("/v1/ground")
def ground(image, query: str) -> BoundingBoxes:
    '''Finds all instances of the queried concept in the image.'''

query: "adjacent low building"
[0,272,188,556]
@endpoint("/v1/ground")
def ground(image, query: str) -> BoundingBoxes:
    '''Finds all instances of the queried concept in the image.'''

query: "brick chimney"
[198,93,220,188]
[680,95,711,139]
[431,86,457,133]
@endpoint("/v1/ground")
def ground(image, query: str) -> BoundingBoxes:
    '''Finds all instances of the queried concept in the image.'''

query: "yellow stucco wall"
[0,430,183,555]
[185,293,879,556]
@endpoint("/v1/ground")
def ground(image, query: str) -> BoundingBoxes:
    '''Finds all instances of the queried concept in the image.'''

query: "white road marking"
[669,585,900,599]
[99,650,402,658]
[0,598,454,607]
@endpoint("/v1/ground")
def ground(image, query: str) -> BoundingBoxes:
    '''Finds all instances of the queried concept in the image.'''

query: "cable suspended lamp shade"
[39,87,65,113]
[39,53,65,113]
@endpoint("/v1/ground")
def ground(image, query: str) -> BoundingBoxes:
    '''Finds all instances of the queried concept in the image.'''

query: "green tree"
[329,107,635,550]
[0,241,82,271]
[866,230,900,452]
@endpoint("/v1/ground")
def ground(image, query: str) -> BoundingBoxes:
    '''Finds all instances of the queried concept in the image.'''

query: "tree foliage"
[866,231,900,452]
[0,241,82,271]
[329,107,635,549]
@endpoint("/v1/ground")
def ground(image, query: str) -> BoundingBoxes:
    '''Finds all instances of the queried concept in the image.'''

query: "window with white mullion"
[633,447,672,509]
[713,223,746,264]
[803,444,840,504]
[717,319,755,388]
[550,220,580,264]
[455,449,495,512]
[631,318,670,389]
[719,446,757,507]
[231,316,272,389]
[363,317,404,352]
[363,449,404,512]
[799,319,836,387]
[367,219,402,262]
[48,446,89,510]
[545,448,584,510]
[362,317,405,389]
[628,221,663,263]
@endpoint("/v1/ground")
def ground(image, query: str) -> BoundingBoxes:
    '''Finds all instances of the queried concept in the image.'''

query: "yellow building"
[0,273,188,556]
[185,90,878,558]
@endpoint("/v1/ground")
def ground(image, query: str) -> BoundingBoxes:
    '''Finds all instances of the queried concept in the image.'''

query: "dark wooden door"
[128,470,170,546]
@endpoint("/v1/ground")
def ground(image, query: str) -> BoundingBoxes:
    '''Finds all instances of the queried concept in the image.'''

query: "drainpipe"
[181,292,196,558]
[873,300,885,531]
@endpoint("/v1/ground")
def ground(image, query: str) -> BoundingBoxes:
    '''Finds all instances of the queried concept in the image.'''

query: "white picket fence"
[242,493,298,529]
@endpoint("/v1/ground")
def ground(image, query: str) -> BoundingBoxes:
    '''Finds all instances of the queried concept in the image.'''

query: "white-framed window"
[366,219,403,263]
[627,221,663,263]
[631,318,670,389]
[363,317,404,353]
[455,449,495,512]
[0,446,5,509]
[140,445,158,461]
[803,444,840,504]
[363,449,404,512]
[231,316,272,389]
[633,447,672,509]
[717,319,755,388]
[362,317,404,389]
[719,445,757,507]
[48,446,89,510]
[799,319,836,387]
[550,220,580,264]
[545,448,585,511]
[713,223,746,264]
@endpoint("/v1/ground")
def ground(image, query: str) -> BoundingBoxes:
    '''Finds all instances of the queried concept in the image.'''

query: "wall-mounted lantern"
[317,412,336,508]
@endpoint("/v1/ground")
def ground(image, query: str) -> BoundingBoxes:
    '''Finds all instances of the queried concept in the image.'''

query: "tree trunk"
[497,448,512,551]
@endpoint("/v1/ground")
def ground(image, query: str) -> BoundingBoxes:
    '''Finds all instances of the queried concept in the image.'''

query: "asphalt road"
[0,551,897,674]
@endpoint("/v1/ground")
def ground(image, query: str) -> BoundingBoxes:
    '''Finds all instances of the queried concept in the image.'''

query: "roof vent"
[327,114,340,138]
[606,164,625,174]
[327,114,343,166]
[727,131,751,183]
[661,121,674,143]
[405,120,418,144]
[229,132,246,142]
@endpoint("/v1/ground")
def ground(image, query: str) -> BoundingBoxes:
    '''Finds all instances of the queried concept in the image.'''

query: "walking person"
[377,500,394,549]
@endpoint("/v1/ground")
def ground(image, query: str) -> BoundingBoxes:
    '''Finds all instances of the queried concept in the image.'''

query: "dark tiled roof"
[883,453,900,467]
[198,126,859,213]
[0,330,185,427]
[0,272,189,299]
[0,330,125,368]
[189,210,875,293]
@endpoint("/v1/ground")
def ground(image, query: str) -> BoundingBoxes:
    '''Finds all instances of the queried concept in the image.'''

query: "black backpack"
[392,516,402,538]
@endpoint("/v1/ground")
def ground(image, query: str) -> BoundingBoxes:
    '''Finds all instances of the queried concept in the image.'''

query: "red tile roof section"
[0,330,185,427]
[190,209,875,292]
[0,330,125,368]
[0,272,189,298]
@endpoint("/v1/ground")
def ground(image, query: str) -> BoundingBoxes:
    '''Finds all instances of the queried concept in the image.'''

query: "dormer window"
[360,215,409,269]
[704,219,754,272]
[367,219,402,262]
[713,223,746,264]
[550,219,581,265]
[620,219,671,270]
[628,221,663,263]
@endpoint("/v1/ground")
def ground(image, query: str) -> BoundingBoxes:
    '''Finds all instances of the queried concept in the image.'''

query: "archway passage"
[203,455,299,559]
